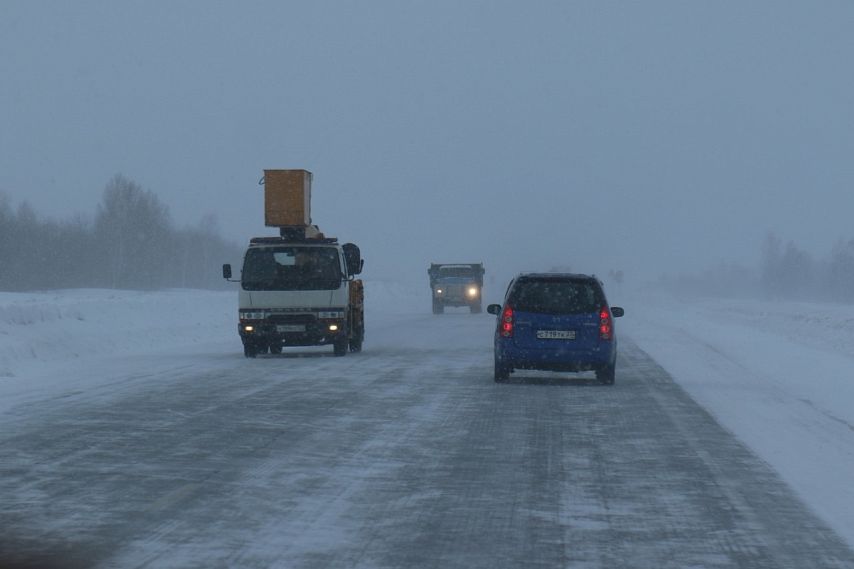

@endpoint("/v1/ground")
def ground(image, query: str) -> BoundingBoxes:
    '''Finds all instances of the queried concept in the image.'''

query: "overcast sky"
[2,1,853,286]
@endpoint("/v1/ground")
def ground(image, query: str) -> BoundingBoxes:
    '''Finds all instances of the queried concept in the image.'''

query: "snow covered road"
[2,290,853,568]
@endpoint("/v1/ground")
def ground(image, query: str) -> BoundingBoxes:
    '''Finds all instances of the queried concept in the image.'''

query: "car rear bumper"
[496,341,616,371]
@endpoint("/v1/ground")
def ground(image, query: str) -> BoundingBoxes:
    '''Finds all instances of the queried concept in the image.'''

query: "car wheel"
[597,364,616,385]
[494,355,510,382]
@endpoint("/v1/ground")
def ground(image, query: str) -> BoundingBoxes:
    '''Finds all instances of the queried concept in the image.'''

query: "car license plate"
[536,330,575,340]
[276,324,305,333]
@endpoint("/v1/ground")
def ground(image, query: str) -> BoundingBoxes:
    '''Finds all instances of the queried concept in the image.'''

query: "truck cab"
[428,263,485,314]
[224,236,364,357]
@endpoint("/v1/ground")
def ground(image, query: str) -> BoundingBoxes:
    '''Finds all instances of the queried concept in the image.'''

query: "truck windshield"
[437,268,476,279]
[241,246,342,291]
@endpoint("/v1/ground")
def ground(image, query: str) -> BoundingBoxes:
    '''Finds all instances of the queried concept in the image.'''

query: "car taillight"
[599,306,612,340]
[501,305,514,337]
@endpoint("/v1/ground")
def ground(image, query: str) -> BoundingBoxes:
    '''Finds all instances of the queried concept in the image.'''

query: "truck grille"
[268,314,317,325]
[444,284,466,299]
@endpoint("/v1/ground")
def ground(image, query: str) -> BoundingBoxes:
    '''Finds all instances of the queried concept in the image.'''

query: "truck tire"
[470,302,482,314]
[333,336,348,357]
[349,323,364,352]
[432,300,444,315]
[243,342,258,358]
[349,310,364,352]
[269,343,282,355]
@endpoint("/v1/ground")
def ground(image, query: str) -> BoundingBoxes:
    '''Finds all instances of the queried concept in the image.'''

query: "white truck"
[222,170,365,358]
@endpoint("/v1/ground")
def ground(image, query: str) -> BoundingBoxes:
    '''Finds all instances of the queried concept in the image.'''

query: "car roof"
[515,272,598,281]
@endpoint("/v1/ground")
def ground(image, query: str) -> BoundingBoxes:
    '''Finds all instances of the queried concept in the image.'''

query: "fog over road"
[2,311,853,569]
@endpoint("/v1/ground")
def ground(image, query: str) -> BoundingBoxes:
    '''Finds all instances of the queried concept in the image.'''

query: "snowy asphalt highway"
[2,311,854,568]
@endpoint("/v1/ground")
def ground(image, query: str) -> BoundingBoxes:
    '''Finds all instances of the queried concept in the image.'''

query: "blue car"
[487,273,625,384]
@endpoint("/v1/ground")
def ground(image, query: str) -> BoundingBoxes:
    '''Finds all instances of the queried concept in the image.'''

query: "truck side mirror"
[222,264,232,280]
[342,243,362,276]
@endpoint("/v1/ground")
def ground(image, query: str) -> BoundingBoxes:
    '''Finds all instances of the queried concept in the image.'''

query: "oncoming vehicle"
[428,263,485,314]
[223,236,365,359]
[223,169,365,359]
[487,273,625,384]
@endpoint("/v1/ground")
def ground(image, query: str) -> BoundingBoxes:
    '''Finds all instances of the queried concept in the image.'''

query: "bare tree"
[760,231,783,297]
[827,238,854,302]
[95,175,172,289]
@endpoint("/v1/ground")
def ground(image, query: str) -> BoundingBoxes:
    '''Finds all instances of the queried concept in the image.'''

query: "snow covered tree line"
[760,232,854,302]
[657,232,854,302]
[0,175,243,291]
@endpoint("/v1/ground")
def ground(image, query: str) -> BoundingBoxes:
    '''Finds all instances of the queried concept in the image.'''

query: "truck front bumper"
[239,318,346,347]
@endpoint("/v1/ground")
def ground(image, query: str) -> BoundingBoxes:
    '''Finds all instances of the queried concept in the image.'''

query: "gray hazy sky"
[2,1,853,285]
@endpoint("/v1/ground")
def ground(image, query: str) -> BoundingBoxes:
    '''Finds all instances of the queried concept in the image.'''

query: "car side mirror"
[222,263,232,280]
[611,306,624,317]
[487,304,502,315]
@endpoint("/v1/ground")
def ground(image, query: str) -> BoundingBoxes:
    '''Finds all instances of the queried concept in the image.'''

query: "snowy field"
[2,284,854,552]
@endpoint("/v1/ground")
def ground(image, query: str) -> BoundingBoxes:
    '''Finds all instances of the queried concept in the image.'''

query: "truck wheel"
[269,343,282,355]
[432,300,444,314]
[349,326,364,352]
[350,315,364,352]
[470,302,482,314]
[333,337,348,357]
[243,343,258,358]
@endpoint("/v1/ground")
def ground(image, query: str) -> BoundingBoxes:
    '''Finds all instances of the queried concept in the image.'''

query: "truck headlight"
[467,287,479,297]
[435,288,443,295]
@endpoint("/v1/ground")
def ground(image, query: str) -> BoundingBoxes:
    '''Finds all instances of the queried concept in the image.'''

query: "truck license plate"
[536,330,575,340]
[276,324,305,333]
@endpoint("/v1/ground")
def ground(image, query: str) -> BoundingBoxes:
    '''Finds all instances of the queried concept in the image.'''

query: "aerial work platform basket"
[263,169,312,228]
[262,169,325,240]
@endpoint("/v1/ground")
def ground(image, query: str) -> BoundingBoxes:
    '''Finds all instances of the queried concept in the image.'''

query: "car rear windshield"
[508,279,604,315]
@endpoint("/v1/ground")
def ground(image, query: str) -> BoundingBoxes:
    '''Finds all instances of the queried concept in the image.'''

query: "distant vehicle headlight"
[435,288,443,294]
[467,287,479,297]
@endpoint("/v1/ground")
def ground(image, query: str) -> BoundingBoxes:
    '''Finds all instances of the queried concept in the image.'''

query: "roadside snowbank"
[622,292,854,548]
[0,289,235,380]
[0,280,424,379]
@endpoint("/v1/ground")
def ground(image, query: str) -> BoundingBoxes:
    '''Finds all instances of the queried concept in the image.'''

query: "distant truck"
[223,170,365,358]
[428,263,485,314]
